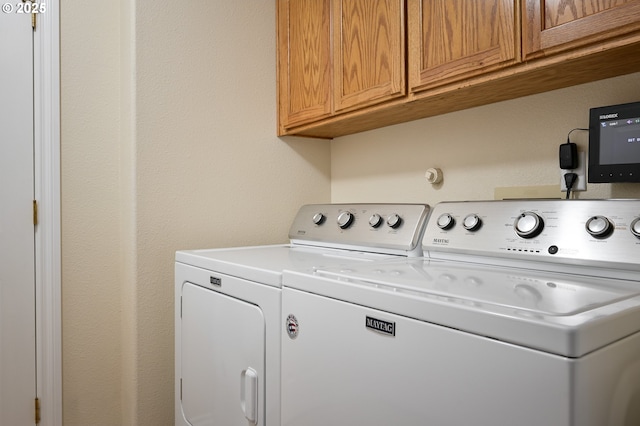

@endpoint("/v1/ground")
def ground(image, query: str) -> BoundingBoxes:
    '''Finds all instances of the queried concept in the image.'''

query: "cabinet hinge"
[35,397,41,424]
[33,200,38,226]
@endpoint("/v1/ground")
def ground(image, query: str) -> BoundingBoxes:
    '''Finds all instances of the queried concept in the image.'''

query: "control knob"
[312,212,325,225]
[386,214,402,229]
[514,212,544,239]
[369,213,383,228]
[337,211,354,229]
[585,215,613,238]
[436,213,455,230]
[462,214,482,232]
[631,217,640,238]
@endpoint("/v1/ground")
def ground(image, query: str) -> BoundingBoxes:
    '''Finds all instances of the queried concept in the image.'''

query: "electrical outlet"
[560,151,587,192]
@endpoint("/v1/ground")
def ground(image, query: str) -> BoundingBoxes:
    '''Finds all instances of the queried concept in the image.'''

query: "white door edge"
[34,2,62,425]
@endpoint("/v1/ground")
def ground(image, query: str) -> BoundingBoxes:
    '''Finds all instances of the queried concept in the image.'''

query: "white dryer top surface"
[176,245,398,288]
[283,258,640,357]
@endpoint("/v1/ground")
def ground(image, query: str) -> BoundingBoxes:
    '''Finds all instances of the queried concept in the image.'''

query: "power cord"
[564,172,578,199]
[567,128,588,143]
[560,128,588,199]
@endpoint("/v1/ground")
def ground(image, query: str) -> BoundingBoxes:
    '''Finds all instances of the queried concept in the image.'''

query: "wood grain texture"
[334,0,405,112]
[283,37,640,138]
[523,0,640,58]
[278,0,332,132]
[544,0,631,28]
[278,0,640,138]
[409,0,518,91]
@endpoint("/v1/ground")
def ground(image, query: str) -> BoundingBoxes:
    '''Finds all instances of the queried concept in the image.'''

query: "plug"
[559,151,586,193]
[564,172,578,199]
[564,172,578,189]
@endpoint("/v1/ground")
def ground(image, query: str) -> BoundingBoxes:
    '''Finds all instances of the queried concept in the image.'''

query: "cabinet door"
[333,0,405,112]
[277,0,331,132]
[523,0,640,59]
[408,0,518,92]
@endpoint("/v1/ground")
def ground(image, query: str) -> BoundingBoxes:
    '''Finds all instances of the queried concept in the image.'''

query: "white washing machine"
[281,199,640,426]
[175,203,429,426]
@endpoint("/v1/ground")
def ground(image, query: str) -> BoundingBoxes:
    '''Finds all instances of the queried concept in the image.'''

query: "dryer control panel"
[289,204,430,256]
[423,200,640,272]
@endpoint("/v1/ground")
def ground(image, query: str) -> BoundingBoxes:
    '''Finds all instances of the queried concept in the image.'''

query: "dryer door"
[180,282,265,426]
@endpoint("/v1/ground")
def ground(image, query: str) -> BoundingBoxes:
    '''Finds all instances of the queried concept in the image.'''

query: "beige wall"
[331,72,640,203]
[61,1,123,423]
[61,1,330,425]
[60,1,640,425]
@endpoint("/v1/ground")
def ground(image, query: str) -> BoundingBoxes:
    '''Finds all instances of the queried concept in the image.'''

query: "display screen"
[599,117,640,165]
[588,101,640,183]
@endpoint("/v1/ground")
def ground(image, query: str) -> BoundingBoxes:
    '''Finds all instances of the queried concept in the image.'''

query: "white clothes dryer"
[175,203,429,426]
[281,200,640,426]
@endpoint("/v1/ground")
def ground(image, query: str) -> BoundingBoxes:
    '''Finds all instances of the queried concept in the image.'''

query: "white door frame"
[34,2,62,425]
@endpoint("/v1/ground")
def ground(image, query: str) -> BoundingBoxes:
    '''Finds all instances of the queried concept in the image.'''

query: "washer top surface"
[176,203,430,287]
[176,245,400,287]
[283,258,640,357]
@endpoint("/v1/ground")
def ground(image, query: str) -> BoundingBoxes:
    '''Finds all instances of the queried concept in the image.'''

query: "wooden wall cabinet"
[278,0,640,139]
[334,0,405,112]
[277,0,332,130]
[278,0,404,135]
[523,0,640,59]
[408,0,519,93]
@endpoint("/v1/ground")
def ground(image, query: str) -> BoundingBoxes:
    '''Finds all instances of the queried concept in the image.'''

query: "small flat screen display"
[589,101,640,183]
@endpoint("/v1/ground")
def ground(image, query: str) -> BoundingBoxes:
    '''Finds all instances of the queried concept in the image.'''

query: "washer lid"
[176,245,398,287]
[283,258,640,357]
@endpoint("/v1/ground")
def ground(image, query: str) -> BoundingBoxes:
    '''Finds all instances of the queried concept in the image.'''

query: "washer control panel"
[424,200,640,269]
[289,204,430,256]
